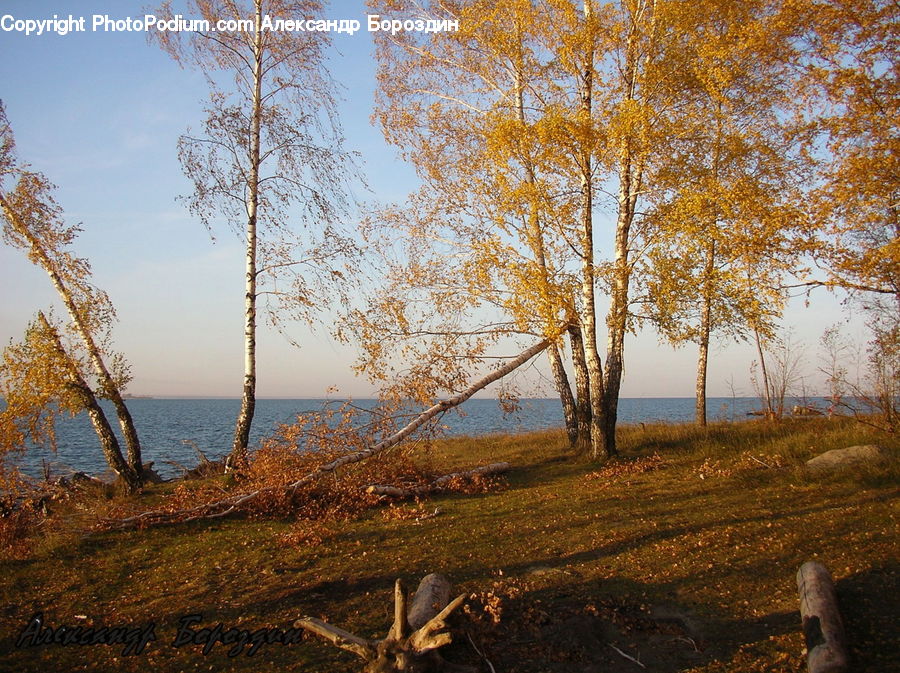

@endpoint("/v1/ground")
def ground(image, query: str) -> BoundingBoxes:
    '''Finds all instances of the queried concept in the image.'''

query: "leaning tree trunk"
[512,60,575,450]
[38,313,140,493]
[1,195,143,481]
[297,574,476,673]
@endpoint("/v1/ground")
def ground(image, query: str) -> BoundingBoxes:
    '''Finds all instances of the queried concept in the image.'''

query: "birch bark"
[230,4,264,466]
[576,0,611,461]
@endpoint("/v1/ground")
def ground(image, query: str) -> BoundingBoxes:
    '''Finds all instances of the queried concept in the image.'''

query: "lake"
[7,396,810,479]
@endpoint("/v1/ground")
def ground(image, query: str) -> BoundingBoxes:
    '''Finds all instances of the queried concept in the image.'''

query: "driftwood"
[100,339,550,531]
[797,561,848,673]
[297,573,475,672]
[366,462,510,498]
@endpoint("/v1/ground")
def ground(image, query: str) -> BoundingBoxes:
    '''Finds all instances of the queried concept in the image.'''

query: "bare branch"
[292,618,373,660]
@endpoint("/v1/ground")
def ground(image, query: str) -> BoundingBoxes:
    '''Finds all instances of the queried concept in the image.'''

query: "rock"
[526,565,556,576]
[806,445,893,471]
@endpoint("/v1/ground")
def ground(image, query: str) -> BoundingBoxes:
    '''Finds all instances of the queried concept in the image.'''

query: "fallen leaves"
[585,453,665,485]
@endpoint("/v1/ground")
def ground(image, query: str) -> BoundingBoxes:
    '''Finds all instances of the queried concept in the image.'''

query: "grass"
[0,416,897,672]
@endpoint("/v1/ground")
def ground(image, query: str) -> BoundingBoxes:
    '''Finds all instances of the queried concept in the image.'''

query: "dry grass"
[0,416,896,672]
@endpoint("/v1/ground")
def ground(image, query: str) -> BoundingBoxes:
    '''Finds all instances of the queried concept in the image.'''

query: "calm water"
[9,396,804,479]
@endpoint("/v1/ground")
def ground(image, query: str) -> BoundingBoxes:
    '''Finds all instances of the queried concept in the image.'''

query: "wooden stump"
[797,561,848,673]
[296,573,475,673]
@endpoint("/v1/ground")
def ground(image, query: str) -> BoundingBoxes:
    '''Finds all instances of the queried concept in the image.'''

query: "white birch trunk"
[230,3,264,465]
[577,0,610,461]
[548,345,579,448]
[513,52,578,447]
[568,322,593,453]
[600,0,655,457]
[697,112,724,427]
[601,184,631,456]
[695,287,712,427]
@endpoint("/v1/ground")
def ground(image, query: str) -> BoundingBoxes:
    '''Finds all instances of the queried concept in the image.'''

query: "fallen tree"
[100,339,550,531]
[365,462,510,498]
[296,573,475,672]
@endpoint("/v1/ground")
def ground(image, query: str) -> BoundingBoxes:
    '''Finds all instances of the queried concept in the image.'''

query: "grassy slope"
[0,417,897,672]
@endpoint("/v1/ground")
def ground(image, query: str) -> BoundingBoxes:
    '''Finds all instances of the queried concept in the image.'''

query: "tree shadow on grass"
[447,571,802,672]
[448,565,898,672]
[837,562,900,672]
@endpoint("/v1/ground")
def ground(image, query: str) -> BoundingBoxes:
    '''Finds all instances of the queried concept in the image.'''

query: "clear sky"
[0,1,856,399]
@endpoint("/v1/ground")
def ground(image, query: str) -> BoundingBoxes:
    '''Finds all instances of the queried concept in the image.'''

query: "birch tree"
[0,103,144,491]
[799,0,898,428]
[369,0,841,455]
[496,0,672,458]
[805,0,898,304]
[153,0,358,466]
[548,0,665,458]
[367,0,685,459]
[641,0,808,425]
[363,0,583,444]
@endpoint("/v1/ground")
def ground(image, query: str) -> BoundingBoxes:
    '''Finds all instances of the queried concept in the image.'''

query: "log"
[366,462,511,498]
[295,574,475,672]
[797,561,848,673]
[408,574,452,631]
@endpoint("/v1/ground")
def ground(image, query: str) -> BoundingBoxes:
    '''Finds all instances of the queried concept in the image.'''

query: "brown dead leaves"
[585,453,665,485]
[695,451,789,480]
[277,520,336,548]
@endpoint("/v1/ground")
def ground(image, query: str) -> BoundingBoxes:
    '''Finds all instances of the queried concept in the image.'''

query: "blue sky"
[0,1,855,399]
